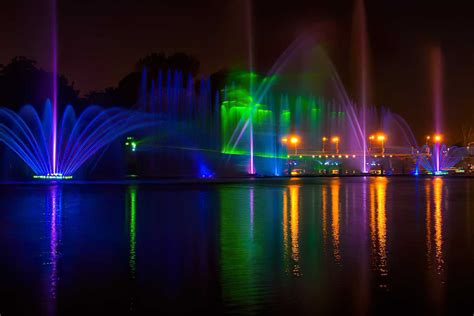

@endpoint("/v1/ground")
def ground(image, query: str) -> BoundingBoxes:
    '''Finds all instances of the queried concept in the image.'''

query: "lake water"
[0,177,473,315]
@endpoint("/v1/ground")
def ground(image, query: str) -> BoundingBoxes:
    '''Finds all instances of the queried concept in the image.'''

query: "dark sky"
[1,0,474,141]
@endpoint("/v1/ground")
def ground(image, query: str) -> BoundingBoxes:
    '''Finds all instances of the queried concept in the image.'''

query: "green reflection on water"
[127,186,137,278]
[219,186,259,311]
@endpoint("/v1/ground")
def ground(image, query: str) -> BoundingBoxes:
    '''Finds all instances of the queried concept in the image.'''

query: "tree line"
[0,52,229,112]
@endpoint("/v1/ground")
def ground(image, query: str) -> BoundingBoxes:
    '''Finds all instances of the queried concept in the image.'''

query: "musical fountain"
[0,0,468,179]
[0,101,156,179]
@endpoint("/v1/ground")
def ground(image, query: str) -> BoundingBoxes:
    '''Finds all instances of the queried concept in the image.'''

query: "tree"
[135,52,199,78]
[0,56,79,111]
[83,52,201,108]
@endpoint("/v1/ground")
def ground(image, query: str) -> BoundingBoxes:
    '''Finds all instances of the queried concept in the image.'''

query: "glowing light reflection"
[322,185,328,250]
[290,185,301,276]
[433,178,444,275]
[375,178,388,281]
[370,177,388,289]
[283,189,289,266]
[330,179,341,263]
[128,186,137,278]
[46,185,61,316]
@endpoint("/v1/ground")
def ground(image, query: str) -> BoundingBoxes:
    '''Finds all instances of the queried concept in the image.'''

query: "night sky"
[2,0,474,141]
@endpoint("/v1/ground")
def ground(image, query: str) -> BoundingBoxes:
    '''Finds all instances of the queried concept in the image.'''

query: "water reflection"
[370,177,388,288]
[283,189,289,269]
[220,186,258,312]
[126,185,137,312]
[44,185,62,316]
[290,185,301,276]
[127,186,137,278]
[250,187,254,239]
[433,178,444,276]
[426,182,432,259]
[330,179,341,264]
[2,178,472,314]
[282,185,301,276]
[426,178,445,278]
[321,185,328,253]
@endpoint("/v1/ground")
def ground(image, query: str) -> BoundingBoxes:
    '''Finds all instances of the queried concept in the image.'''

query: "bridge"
[282,147,474,175]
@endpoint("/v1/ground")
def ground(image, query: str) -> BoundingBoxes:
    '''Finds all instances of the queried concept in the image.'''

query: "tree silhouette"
[135,52,199,78]
[0,53,202,110]
[0,56,79,111]
[83,52,201,108]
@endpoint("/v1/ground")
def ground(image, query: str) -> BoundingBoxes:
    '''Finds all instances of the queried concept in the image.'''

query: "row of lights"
[281,135,342,154]
[287,154,393,159]
[282,133,443,156]
[283,134,371,155]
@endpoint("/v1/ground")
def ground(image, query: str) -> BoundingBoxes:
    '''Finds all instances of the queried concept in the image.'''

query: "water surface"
[0,177,473,315]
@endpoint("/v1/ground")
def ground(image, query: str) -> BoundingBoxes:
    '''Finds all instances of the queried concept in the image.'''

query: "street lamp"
[322,136,328,152]
[282,135,300,155]
[290,136,300,155]
[368,135,375,152]
[433,134,442,143]
[331,136,340,154]
[377,134,386,155]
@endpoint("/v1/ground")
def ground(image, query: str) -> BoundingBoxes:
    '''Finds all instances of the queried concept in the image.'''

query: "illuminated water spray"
[352,0,370,173]
[431,46,444,173]
[418,134,465,175]
[51,0,58,175]
[246,0,256,174]
[414,46,466,175]
[431,46,443,136]
[0,0,158,179]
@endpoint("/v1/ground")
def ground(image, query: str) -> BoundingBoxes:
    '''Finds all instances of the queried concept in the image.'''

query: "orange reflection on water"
[433,177,444,275]
[282,185,301,276]
[290,185,301,276]
[322,185,328,249]
[330,179,341,263]
[369,177,388,288]
[425,178,445,277]
[376,177,388,279]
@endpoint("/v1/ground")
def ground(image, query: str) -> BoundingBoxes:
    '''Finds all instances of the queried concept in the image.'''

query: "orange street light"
[322,136,328,152]
[433,134,442,143]
[331,136,340,154]
[290,136,299,144]
[368,135,375,153]
[425,135,431,146]
[282,135,300,155]
[377,134,386,155]
[290,136,300,155]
